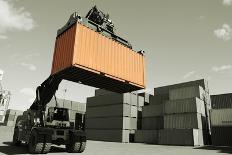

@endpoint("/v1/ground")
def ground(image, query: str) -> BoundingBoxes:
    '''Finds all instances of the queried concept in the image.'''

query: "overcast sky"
[0,0,232,110]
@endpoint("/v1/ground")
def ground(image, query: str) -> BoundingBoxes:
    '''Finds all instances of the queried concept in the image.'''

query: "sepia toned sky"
[0,0,232,110]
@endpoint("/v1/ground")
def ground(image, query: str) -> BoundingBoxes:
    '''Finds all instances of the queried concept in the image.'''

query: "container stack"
[210,93,232,146]
[0,90,10,123]
[0,71,11,124]
[3,109,23,126]
[135,93,168,144]
[135,79,211,146]
[86,89,144,143]
[137,93,152,130]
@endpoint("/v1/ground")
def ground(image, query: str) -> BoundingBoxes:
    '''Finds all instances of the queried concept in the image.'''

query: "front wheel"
[66,141,86,153]
[28,130,43,154]
[13,128,21,146]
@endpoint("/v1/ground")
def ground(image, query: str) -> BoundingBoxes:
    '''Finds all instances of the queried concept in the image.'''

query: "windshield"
[52,108,69,121]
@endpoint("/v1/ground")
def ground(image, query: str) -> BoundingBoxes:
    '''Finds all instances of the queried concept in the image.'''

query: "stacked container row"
[2,109,23,127]
[86,89,144,143]
[135,79,211,146]
[210,93,232,146]
[0,90,10,123]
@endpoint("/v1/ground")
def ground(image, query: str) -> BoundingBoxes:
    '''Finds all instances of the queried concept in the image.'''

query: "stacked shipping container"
[210,93,232,146]
[0,90,10,123]
[51,19,145,93]
[135,93,166,144]
[2,109,23,126]
[86,89,144,143]
[161,80,211,146]
[135,79,211,146]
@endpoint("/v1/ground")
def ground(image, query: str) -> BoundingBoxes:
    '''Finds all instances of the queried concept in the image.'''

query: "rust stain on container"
[51,23,145,92]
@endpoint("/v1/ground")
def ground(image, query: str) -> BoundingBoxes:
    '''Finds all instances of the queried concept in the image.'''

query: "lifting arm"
[30,75,62,111]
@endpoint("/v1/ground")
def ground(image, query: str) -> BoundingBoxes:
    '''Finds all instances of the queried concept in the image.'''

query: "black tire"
[42,142,51,154]
[28,130,44,154]
[12,128,21,146]
[66,141,86,153]
[79,142,86,153]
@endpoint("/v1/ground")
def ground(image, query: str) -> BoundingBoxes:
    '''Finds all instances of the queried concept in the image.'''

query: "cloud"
[223,0,232,5]
[20,88,34,96]
[24,52,40,59]
[212,65,232,72]
[0,34,7,39]
[0,0,35,35]
[20,88,35,103]
[206,76,212,81]
[20,62,37,71]
[214,24,232,41]
[197,16,205,20]
[11,52,40,62]
[183,71,196,79]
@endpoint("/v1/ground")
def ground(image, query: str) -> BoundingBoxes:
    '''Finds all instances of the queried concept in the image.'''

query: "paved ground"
[0,127,232,155]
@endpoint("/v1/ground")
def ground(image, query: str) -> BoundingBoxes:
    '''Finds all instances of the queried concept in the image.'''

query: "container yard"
[0,1,232,155]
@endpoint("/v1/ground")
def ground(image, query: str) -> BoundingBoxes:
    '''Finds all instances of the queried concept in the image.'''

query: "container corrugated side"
[211,126,232,146]
[86,129,130,143]
[134,130,159,144]
[164,97,205,116]
[210,109,232,126]
[51,24,76,74]
[51,23,145,90]
[211,93,232,109]
[169,86,205,101]
[164,113,205,129]
[87,93,128,107]
[142,104,164,117]
[95,89,114,96]
[86,93,132,107]
[159,129,204,146]
[71,101,86,112]
[86,104,131,118]
[86,117,136,130]
[149,94,169,105]
[154,79,209,95]
[142,116,164,130]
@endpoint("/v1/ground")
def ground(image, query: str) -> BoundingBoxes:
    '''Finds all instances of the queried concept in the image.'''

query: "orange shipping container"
[51,22,145,93]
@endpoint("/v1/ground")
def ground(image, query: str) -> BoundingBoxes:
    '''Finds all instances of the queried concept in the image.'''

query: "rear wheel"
[12,128,21,146]
[79,142,86,153]
[43,142,51,154]
[66,141,86,153]
[28,130,51,154]
[28,130,44,154]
